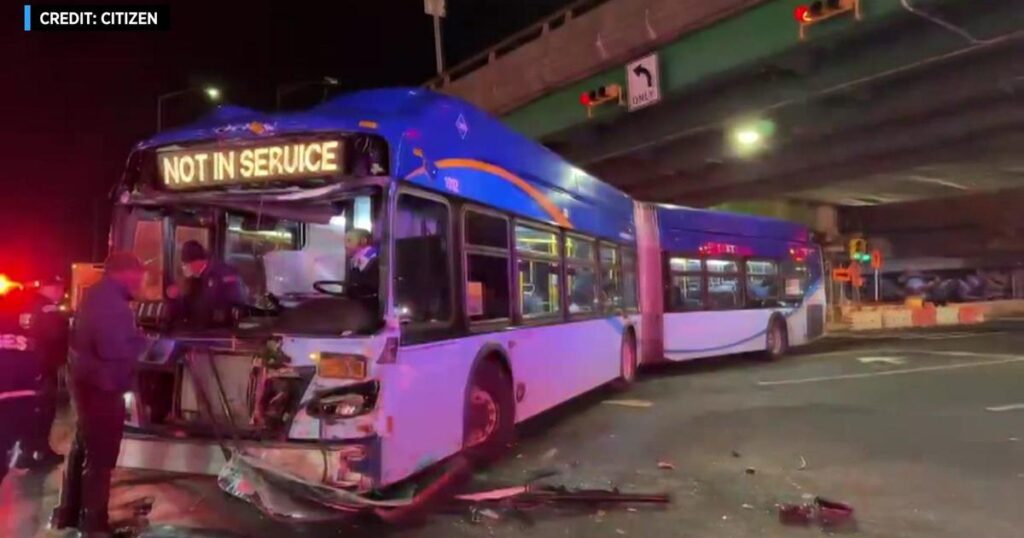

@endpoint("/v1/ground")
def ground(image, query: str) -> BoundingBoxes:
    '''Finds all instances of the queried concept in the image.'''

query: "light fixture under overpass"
[728,119,775,156]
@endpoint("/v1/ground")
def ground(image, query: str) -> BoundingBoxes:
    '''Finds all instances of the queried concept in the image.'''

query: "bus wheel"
[763,318,789,361]
[612,330,638,390]
[463,359,515,464]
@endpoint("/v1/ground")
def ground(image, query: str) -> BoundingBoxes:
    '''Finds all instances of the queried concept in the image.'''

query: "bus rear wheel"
[612,330,638,390]
[763,318,789,361]
[463,359,515,464]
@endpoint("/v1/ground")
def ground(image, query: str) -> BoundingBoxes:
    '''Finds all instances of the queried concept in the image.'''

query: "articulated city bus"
[103,88,823,491]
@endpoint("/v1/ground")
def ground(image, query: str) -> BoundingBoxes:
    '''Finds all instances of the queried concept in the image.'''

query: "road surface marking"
[857,356,907,365]
[758,355,1024,387]
[985,403,1024,412]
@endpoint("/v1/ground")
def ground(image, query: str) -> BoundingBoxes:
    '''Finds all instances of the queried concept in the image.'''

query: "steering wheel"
[313,280,347,297]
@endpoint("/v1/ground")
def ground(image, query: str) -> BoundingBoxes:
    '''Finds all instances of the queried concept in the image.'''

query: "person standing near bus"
[0,287,41,487]
[51,252,149,536]
[14,275,69,470]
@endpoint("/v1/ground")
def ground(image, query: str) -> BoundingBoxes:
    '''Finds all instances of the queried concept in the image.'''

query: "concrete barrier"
[911,307,937,327]
[958,306,985,324]
[935,306,960,325]
[850,310,883,331]
[882,309,913,329]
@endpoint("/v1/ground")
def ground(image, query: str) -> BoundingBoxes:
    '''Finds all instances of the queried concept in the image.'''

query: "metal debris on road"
[799,456,808,470]
[778,496,857,532]
[602,399,654,408]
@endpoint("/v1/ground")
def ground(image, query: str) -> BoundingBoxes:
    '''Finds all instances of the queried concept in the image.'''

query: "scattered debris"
[603,399,654,408]
[1009,437,1020,442]
[616,529,626,535]
[540,448,559,462]
[657,461,676,471]
[731,450,742,458]
[721,515,729,520]
[778,496,857,532]
[478,508,501,521]
[595,509,607,519]
[798,456,808,470]
[858,356,907,366]
[627,507,638,513]
[741,503,755,510]
[745,467,756,475]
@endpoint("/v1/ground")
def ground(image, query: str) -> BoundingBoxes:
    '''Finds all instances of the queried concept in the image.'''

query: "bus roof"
[659,204,811,243]
[138,88,635,242]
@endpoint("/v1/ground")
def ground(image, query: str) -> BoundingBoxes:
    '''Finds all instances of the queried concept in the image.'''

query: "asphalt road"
[3,321,1023,537]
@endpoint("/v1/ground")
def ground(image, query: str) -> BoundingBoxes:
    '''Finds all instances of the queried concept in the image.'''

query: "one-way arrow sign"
[626,53,660,112]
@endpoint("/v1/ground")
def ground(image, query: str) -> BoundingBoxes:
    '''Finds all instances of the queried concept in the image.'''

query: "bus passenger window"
[394,195,451,323]
[465,210,511,323]
[599,243,622,311]
[706,258,741,310]
[515,225,560,319]
[566,235,598,315]
[781,258,810,300]
[668,257,703,311]
[621,248,638,311]
[745,260,780,306]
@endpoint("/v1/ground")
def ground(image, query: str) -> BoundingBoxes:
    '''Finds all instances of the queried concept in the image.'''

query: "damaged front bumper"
[118,434,382,491]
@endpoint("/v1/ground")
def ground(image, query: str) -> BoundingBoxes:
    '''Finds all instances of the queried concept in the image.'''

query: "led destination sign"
[157,139,343,190]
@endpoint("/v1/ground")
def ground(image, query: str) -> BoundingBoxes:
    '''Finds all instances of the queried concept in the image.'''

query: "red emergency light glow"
[789,247,811,262]
[0,274,22,295]
[579,92,592,106]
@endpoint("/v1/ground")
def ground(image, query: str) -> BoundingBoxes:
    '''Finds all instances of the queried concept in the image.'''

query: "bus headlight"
[306,381,379,420]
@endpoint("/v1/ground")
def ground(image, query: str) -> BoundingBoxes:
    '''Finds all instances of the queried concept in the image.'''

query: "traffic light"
[848,238,869,263]
[794,0,861,39]
[580,84,623,117]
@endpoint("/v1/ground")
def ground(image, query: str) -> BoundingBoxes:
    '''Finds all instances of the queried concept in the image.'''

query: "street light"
[275,76,339,110]
[156,86,222,132]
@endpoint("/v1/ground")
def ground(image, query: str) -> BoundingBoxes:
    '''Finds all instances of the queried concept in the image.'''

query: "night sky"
[0,0,571,280]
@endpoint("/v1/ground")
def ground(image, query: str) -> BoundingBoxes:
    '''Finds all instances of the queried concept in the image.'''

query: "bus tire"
[462,358,515,465]
[763,316,789,361]
[612,329,638,390]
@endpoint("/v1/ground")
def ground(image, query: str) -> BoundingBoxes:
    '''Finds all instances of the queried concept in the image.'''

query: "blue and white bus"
[103,88,822,492]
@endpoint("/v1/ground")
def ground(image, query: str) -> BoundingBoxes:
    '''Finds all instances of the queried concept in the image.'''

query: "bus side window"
[668,256,704,311]
[706,258,741,310]
[566,235,598,315]
[394,194,452,324]
[515,224,560,319]
[745,259,780,307]
[598,243,620,312]
[464,210,511,324]
[621,248,638,312]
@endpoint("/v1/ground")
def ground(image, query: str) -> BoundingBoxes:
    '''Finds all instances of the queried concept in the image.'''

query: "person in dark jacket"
[344,228,379,301]
[51,252,149,536]
[166,240,247,329]
[0,287,42,487]
[14,275,69,470]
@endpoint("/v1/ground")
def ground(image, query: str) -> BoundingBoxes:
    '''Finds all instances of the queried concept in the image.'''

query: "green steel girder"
[502,0,1022,141]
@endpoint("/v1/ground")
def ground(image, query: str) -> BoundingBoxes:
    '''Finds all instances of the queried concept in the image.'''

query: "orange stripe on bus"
[404,158,572,229]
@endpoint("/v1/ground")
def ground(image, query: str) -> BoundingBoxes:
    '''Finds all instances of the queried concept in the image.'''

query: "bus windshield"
[126,186,383,335]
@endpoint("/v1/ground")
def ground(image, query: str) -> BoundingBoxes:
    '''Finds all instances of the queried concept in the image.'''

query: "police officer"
[14,275,69,470]
[0,286,41,487]
[51,252,149,537]
[166,240,247,329]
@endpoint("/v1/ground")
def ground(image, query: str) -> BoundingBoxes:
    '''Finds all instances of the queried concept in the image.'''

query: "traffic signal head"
[795,0,861,38]
[580,84,623,116]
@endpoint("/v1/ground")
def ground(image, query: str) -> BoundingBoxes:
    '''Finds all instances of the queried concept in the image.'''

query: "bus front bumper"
[117,434,382,491]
